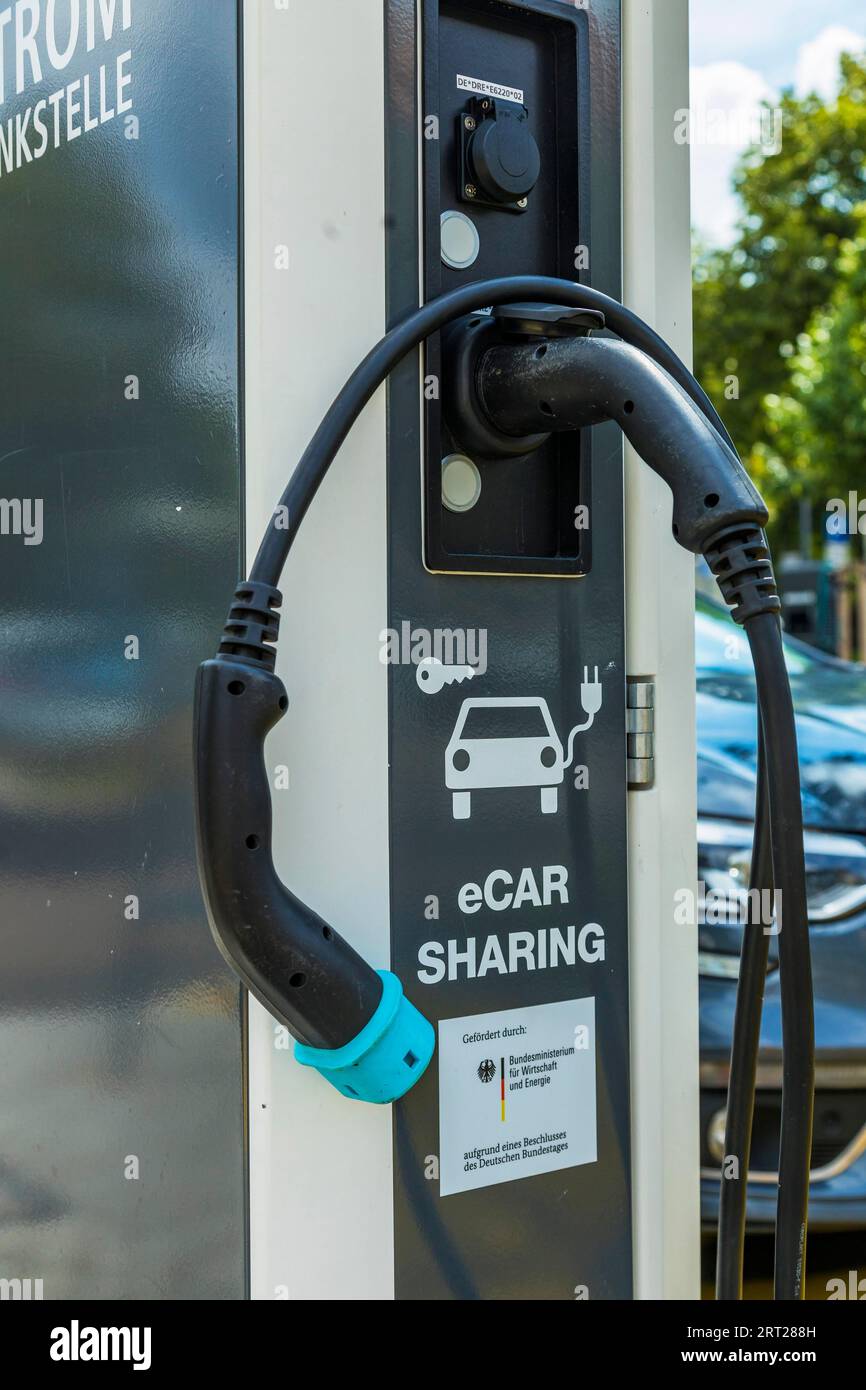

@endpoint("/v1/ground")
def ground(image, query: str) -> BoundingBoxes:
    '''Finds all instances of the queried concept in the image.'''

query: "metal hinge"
[627,678,655,789]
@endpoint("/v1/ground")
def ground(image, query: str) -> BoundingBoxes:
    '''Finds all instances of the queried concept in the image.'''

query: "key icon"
[416,657,478,695]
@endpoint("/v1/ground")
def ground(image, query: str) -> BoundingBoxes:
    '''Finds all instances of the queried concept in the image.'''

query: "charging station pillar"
[244,0,699,1300]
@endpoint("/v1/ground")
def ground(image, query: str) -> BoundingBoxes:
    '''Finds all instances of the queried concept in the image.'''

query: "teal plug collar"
[294,970,435,1103]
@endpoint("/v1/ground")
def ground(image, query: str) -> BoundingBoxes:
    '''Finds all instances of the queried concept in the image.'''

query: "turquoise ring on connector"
[294,970,435,1104]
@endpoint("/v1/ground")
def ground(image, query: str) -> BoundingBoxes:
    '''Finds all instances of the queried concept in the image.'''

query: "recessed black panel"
[423,0,592,576]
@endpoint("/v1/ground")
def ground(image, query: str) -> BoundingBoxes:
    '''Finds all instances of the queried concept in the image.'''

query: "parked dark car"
[697,592,866,1229]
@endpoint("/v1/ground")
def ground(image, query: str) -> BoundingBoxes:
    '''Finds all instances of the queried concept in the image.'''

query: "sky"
[689,0,866,246]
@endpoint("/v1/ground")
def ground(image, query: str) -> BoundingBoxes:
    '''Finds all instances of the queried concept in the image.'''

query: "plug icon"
[563,667,603,769]
[579,666,603,726]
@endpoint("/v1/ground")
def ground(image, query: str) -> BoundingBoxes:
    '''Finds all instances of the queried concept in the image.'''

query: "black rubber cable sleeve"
[715,717,774,1299]
[746,612,815,1300]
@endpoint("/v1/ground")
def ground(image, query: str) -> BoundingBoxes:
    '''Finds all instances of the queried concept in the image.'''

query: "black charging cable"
[247,277,738,586]
[444,304,813,1300]
[704,532,814,1300]
[748,613,814,1298]
[196,275,813,1295]
[715,719,773,1299]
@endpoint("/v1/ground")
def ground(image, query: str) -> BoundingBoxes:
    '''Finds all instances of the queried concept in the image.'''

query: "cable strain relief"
[217,582,283,670]
[702,523,782,627]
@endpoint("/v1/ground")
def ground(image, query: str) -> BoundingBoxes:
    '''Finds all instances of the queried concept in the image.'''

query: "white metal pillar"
[623,0,702,1301]
[243,0,394,1300]
[243,0,702,1301]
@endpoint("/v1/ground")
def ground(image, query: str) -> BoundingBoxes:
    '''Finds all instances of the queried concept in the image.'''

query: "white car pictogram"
[444,672,602,820]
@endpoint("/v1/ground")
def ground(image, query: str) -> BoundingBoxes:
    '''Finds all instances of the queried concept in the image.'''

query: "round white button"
[440,210,481,270]
[442,454,482,513]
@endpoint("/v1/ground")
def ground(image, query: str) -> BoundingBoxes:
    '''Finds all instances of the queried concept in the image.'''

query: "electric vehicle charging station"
[238,0,700,1300]
[0,0,818,1308]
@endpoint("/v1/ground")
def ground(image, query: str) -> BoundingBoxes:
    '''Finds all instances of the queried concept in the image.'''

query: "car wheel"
[541,787,558,815]
[452,792,471,820]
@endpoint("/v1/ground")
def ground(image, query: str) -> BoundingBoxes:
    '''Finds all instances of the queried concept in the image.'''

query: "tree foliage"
[693,53,866,545]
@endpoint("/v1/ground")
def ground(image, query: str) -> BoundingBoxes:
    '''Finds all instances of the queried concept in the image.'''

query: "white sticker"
[438,997,597,1196]
[457,74,524,105]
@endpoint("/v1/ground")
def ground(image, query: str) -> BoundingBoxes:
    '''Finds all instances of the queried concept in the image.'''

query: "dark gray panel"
[0,0,245,1299]
[387,0,630,1299]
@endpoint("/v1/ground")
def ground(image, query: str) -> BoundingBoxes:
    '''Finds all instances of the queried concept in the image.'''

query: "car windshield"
[460,704,551,739]
[695,598,814,678]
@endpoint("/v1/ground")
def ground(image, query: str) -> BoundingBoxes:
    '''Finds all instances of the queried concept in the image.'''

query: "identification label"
[438,997,597,1196]
[456,74,524,105]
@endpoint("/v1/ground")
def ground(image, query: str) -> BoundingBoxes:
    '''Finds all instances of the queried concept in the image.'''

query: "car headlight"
[698,817,866,925]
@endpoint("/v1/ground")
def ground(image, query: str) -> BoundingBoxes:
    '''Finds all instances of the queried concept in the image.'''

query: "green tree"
[762,219,866,515]
[693,52,866,540]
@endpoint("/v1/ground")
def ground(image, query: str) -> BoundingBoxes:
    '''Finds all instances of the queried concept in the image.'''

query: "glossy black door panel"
[0,0,244,1299]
